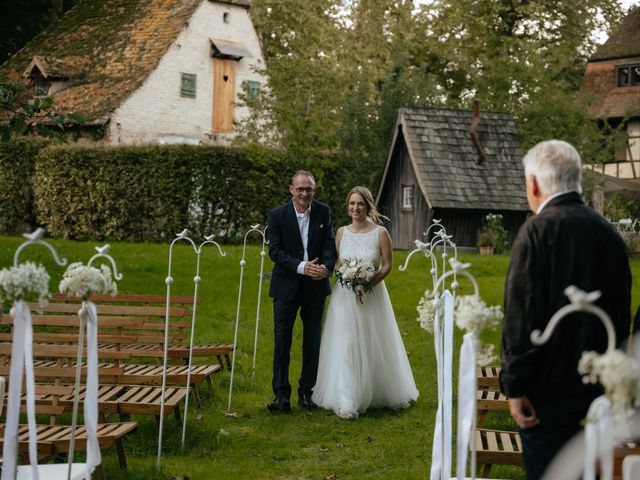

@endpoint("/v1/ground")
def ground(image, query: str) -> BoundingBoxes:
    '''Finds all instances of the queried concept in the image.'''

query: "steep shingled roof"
[591,6,640,61]
[0,0,214,124]
[388,108,528,211]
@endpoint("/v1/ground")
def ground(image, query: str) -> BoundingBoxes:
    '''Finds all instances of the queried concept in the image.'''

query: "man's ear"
[530,175,541,197]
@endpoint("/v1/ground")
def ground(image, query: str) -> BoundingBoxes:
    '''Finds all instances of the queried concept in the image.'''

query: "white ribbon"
[584,395,613,480]
[1,300,40,480]
[456,332,479,480]
[68,301,101,480]
[430,290,454,480]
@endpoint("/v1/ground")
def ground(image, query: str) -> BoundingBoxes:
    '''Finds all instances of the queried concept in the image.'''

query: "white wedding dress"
[312,226,419,418]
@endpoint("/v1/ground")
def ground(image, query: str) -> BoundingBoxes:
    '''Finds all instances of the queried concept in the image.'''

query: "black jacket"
[267,200,337,301]
[500,192,631,401]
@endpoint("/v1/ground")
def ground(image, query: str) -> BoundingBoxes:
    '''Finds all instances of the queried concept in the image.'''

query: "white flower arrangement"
[455,295,503,365]
[336,258,377,304]
[58,262,117,299]
[0,261,50,307]
[416,291,502,364]
[416,289,442,333]
[454,295,503,335]
[578,349,640,413]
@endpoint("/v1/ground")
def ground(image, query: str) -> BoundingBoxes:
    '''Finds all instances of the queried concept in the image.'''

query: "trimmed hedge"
[23,144,355,242]
[0,139,48,234]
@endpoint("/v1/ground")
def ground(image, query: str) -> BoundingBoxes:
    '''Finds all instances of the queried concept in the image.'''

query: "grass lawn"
[0,236,639,480]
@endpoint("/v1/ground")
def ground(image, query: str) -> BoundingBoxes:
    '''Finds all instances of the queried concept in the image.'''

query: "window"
[248,80,260,99]
[35,78,48,96]
[616,64,640,87]
[181,73,196,98]
[223,12,230,23]
[402,185,414,211]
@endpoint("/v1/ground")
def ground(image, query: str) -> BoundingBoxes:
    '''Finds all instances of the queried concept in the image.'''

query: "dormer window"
[616,64,640,87]
[35,78,48,96]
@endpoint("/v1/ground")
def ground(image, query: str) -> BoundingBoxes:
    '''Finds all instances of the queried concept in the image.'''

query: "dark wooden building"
[376,107,530,249]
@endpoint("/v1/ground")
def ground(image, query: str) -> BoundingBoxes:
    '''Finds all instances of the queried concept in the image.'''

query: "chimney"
[469,100,485,164]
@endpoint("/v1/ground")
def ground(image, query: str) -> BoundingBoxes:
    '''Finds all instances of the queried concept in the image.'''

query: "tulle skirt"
[312,280,419,418]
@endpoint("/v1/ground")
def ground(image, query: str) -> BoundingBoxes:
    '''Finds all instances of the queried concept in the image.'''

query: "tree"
[0,0,79,65]
[0,81,75,142]
[420,0,625,161]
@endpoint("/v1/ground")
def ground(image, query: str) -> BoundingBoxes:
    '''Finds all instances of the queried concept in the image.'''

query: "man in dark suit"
[266,170,337,412]
[500,140,631,480]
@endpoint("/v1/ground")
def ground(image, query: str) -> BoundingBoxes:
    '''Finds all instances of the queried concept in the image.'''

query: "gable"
[380,108,529,212]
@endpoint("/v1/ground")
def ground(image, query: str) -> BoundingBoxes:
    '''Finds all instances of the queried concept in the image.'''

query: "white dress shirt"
[295,203,311,275]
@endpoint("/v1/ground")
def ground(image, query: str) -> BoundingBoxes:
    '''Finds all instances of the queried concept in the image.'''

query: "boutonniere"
[320,224,324,229]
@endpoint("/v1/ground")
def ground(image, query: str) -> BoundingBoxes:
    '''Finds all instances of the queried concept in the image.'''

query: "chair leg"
[115,439,127,470]
[482,464,492,477]
[205,375,214,396]
[477,410,488,428]
[174,405,182,425]
[95,463,105,480]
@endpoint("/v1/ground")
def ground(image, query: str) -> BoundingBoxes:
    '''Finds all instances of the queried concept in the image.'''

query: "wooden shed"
[375,107,530,249]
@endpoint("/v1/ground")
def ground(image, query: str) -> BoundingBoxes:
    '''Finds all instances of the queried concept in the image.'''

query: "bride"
[312,186,419,419]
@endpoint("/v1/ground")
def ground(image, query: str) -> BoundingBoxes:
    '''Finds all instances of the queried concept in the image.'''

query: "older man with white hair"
[499,140,631,480]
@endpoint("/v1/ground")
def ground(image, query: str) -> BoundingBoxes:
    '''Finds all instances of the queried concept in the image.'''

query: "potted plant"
[477,213,509,255]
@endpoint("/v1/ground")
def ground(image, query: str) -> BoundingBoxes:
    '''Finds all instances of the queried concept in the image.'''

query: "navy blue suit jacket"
[267,200,337,301]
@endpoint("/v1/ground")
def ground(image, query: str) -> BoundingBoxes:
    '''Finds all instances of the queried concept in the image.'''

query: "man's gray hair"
[522,140,582,195]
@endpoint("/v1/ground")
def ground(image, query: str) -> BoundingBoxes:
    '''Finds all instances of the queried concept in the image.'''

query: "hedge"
[2,143,356,242]
[0,139,48,234]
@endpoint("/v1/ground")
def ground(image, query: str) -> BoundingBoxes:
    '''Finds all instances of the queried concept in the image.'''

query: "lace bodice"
[339,226,381,263]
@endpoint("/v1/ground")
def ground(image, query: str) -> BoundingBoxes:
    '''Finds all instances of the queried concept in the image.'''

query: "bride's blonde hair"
[346,186,389,225]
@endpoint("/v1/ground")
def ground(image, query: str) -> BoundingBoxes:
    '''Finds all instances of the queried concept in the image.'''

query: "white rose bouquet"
[59,262,117,300]
[0,261,50,307]
[335,258,377,304]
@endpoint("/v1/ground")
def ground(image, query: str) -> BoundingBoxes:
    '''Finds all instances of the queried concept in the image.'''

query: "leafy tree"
[0,0,78,64]
[242,0,627,187]
[0,81,75,142]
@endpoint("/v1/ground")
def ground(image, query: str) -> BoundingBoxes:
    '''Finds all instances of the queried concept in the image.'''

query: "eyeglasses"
[294,187,315,194]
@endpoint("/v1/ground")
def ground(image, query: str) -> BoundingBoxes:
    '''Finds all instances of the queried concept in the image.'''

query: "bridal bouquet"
[336,258,377,304]
[0,261,50,308]
[578,349,640,413]
[59,262,117,300]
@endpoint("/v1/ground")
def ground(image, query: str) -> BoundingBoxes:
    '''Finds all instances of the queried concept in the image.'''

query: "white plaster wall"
[108,0,266,145]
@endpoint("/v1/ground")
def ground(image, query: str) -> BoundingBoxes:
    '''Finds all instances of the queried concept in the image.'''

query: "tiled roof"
[396,108,528,211]
[0,0,205,124]
[579,62,640,118]
[591,7,640,61]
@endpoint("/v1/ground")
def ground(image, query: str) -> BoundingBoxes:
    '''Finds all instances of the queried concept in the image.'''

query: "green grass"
[1,236,639,480]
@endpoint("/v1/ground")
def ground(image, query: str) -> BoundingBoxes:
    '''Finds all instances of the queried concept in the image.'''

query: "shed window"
[616,65,640,87]
[35,78,48,96]
[181,73,197,98]
[402,185,414,211]
[248,80,260,99]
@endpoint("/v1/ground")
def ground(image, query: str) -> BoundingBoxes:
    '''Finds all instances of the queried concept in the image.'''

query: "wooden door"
[212,58,236,133]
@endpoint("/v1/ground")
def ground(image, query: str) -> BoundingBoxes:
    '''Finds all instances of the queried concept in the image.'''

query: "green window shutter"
[248,80,260,99]
[181,73,197,98]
